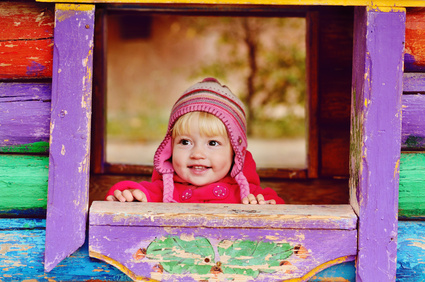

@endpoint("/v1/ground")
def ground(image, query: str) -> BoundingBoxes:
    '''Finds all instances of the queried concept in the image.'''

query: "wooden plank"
[350,6,404,280]
[0,83,51,148]
[0,2,54,79]
[311,261,355,281]
[317,7,353,179]
[397,221,425,281]
[0,155,48,217]
[35,0,425,8]
[90,225,356,281]
[90,202,357,230]
[401,94,425,150]
[403,73,425,93]
[0,219,130,281]
[405,8,425,71]
[0,2,54,40]
[399,152,425,218]
[0,39,53,79]
[44,3,95,272]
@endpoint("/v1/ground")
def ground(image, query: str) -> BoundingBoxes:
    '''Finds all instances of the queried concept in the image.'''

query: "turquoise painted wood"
[0,155,48,217]
[397,221,425,281]
[0,218,356,281]
[399,152,425,218]
[0,218,130,281]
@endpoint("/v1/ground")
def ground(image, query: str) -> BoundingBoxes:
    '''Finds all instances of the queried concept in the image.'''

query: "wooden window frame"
[90,4,318,180]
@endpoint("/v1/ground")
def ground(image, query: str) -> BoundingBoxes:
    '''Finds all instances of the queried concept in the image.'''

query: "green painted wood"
[0,141,49,154]
[399,152,425,218]
[0,155,48,217]
[0,218,130,281]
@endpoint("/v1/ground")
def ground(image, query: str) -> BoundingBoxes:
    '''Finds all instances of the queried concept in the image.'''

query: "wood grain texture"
[0,218,130,281]
[0,2,54,40]
[350,6,404,281]
[401,94,425,150]
[0,2,54,79]
[399,152,425,218]
[44,3,95,272]
[405,8,425,71]
[90,201,357,230]
[0,155,48,217]
[34,0,425,7]
[397,221,425,281]
[0,83,51,148]
[317,7,353,178]
[90,225,356,281]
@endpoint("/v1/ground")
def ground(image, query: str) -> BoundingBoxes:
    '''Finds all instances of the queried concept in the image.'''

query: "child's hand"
[242,194,276,205]
[106,189,148,202]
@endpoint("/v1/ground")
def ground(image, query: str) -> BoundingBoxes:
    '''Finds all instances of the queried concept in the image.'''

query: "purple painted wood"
[402,94,425,149]
[89,202,357,281]
[403,73,425,93]
[44,4,95,272]
[0,83,51,146]
[90,223,357,281]
[90,202,357,230]
[350,7,404,281]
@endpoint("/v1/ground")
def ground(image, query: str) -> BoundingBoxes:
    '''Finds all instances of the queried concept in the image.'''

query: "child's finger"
[106,195,117,201]
[114,190,126,202]
[133,190,148,202]
[247,194,257,204]
[122,189,135,202]
[256,194,266,204]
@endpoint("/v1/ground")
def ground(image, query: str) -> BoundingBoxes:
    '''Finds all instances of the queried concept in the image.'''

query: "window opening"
[105,12,306,170]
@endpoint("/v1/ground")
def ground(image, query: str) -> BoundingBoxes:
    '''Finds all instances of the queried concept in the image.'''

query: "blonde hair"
[172,112,228,139]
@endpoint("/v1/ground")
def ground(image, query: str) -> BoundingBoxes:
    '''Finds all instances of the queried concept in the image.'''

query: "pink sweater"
[105,151,285,204]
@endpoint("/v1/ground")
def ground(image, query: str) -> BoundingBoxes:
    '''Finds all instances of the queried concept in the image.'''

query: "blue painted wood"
[44,4,95,272]
[311,261,355,281]
[0,218,130,281]
[397,221,425,281]
[0,83,51,147]
[350,6,405,281]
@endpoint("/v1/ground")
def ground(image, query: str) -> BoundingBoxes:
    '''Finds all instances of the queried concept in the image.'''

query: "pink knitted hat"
[154,78,250,203]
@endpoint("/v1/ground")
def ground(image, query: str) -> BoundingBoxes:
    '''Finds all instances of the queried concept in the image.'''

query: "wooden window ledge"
[89,202,357,281]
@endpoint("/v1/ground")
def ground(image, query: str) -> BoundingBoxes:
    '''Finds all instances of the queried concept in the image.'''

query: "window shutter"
[44,4,95,272]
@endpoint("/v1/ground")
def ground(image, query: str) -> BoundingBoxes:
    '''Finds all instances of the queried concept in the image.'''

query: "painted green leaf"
[146,235,215,275]
[217,239,293,277]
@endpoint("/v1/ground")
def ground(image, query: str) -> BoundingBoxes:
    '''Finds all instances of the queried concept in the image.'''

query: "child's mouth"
[189,165,211,171]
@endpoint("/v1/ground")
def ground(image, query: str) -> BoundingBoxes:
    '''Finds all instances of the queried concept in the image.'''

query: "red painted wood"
[44,4,95,272]
[0,2,54,40]
[405,9,425,71]
[0,2,54,79]
[0,39,53,79]
[351,7,404,281]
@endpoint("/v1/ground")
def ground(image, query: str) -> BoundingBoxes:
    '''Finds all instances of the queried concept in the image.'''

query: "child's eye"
[180,139,190,145]
[209,140,220,146]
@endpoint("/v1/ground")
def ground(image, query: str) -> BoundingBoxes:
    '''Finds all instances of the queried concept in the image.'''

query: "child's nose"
[190,146,206,159]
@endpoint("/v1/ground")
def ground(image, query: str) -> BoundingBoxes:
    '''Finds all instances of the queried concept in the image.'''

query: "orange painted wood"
[0,2,54,79]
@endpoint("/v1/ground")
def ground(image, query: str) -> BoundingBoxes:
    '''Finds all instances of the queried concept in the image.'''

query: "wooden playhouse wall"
[0,1,424,281]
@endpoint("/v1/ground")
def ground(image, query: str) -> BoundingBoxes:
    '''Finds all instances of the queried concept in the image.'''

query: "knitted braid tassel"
[235,172,250,201]
[162,173,176,203]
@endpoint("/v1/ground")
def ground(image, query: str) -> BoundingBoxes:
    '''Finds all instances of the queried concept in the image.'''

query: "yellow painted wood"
[35,0,425,7]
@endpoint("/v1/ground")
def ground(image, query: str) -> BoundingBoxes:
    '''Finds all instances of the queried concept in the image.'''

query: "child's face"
[172,118,233,187]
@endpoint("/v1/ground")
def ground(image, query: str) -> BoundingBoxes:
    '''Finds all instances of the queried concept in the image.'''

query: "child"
[105,78,285,205]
